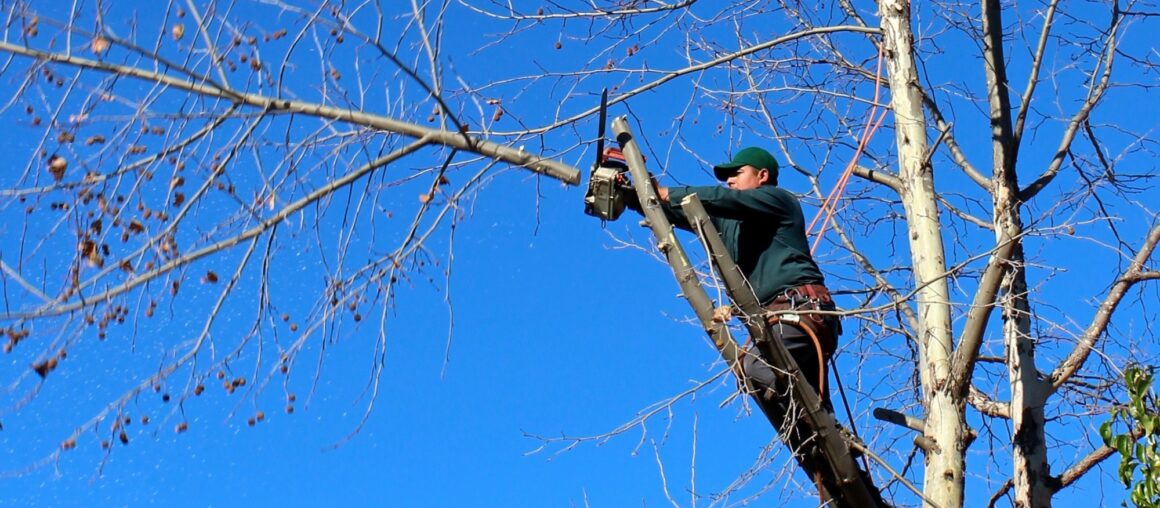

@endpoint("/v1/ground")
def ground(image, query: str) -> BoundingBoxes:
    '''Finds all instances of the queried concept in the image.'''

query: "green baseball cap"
[712,146,779,184]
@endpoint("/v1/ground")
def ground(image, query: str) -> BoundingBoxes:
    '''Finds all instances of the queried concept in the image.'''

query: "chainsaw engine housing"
[583,165,628,221]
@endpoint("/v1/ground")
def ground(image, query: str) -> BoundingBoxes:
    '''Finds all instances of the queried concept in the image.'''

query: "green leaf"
[1119,435,1135,457]
[1106,366,1160,507]
[1133,369,1155,400]
[1127,366,1141,384]
[1121,458,1137,486]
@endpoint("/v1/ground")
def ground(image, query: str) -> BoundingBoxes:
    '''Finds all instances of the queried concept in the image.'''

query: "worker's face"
[725,165,769,190]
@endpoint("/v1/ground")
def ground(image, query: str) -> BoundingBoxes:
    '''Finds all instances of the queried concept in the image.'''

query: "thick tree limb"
[614,116,888,507]
[681,193,889,508]
[968,386,1011,419]
[946,236,1019,396]
[852,164,902,192]
[609,116,752,399]
[1052,443,1120,492]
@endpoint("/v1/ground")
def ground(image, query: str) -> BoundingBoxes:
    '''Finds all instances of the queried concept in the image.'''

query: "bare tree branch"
[1019,8,1121,201]
[0,41,581,184]
[1049,220,1160,392]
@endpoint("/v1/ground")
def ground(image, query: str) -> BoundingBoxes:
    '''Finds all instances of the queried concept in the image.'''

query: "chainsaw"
[583,89,635,222]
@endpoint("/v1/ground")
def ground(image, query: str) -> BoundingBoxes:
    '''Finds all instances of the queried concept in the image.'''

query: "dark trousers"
[741,301,838,407]
[738,301,885,506]
[740,302,840,476]
[741,320,829,403]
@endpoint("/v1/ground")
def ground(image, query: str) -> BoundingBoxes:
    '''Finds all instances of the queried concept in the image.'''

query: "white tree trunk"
[880,1,964,506]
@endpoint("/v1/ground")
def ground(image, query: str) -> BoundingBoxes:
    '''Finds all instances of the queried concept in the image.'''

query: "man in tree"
[628,145,841,420]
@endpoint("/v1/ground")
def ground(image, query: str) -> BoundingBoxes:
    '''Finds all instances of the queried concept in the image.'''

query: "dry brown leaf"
[31,356,58,378]
[47,155,67,181]
[91,36,110,54]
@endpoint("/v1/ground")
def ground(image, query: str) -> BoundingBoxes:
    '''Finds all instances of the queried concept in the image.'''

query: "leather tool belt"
[768,284,833,306]
[762,284,840,354]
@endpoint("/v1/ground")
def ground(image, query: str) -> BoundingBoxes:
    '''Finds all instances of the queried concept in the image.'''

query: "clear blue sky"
[1,1,1156,507]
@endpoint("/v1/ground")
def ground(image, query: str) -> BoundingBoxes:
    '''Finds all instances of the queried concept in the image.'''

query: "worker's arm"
[663,185,795,221]
[624,182,695,231]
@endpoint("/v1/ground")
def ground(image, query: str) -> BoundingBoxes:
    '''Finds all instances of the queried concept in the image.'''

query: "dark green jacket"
[658,185,824,305]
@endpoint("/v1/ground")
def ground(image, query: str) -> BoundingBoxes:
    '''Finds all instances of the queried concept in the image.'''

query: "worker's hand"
[712,305,734,323]
[649,175,669,203]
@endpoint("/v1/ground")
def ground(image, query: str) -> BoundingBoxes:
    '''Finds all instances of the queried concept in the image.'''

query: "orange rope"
[808,44,887,255]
